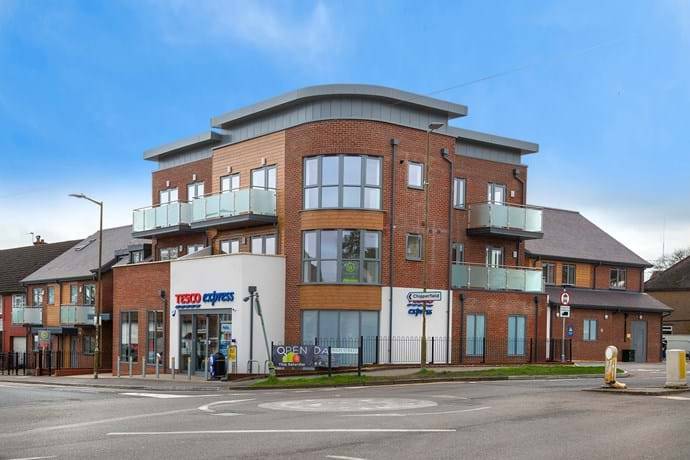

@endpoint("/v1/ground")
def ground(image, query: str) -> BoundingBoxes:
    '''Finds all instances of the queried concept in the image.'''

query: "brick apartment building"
[526,208,671,362]
[645,256,690,335]
[21,226,145,374]
[111,84,668,374]
[0,237,79,354]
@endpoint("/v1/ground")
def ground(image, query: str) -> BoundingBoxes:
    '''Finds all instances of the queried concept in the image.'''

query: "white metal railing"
[132,201,191,233]
[191,188,277,222]
[452,263,544,292]
[11,306,43,325]
[468,202,543,233]
[60,305,95,325]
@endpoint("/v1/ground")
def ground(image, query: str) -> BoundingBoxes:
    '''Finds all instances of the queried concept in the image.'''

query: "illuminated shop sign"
[173,290,235,314]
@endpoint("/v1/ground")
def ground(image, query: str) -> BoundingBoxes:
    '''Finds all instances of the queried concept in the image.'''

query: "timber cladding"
[299,285,382,310]
[300,209,385,230]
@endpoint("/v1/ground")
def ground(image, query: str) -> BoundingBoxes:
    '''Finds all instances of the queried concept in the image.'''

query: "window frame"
[542,263,555,285]
[302,230,381,284]
[69,284,78,304]
[453,177,466,209]
[562,263,576,286]
[130,250,144,264]
[159,187,178,204]
[609,268,627,290]
[451,242,464,264]
[83,334,96,355]
[301,310,380,342]
[12,294,26,308]
[486,246,504,267]
[487,182,507,203]
[146,310,164,365]
[159,247,179,261]
[32,288,44,306]
[251,165,277,190]
[220,239,241,254]
[84,284,96,305]
[47,286,55,305]
[507,315,526,356]
[303,155,382,210]
[465,314,486,356]
[120,311,139,363]
[186,181,205,200]
[220,173,240,192]
[407,161,424,190]
[187,244,205,255]
[583,319,598,341]
[251,234,277,255]
[405,233,423,261]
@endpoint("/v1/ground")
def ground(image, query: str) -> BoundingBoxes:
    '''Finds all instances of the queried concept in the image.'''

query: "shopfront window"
[466,314,485,356]
[301,310,379,344]
[507,315,526,356]
[302,230,380,284]
[303,155,382,210]
[147,311,164,364]
[120,311,139,362]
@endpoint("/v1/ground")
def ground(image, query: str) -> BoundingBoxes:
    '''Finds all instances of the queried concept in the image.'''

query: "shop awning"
[545,287,673,313]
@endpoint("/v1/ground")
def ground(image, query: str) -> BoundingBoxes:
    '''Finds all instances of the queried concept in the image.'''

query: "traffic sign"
[407,291,442,303]
[560,291,570,306]
[559,305,571,318]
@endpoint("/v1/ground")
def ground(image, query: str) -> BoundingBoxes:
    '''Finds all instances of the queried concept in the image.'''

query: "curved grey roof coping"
[144,131,222,161]
[449,126,539,154]
[211,84,469,128]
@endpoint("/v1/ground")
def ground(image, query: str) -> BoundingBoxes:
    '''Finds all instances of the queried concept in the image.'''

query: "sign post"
[559,291,571,362]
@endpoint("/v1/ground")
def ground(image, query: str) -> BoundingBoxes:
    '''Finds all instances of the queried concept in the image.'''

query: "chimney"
[33,235,46,245]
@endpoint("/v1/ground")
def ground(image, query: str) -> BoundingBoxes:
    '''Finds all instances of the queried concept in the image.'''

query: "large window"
[507,315,526,356]
[453,178,466,209]
[84,284,96,305]
[301,310,379,342]
[120,311,139,362]
[407,161,424,189]
[487,183,506,203]
[12,294,25,308]
[583,319,598,341]
[251,234,277,255]
[466,314,485,356]
[32,288,44,306]
[406,234,423,261]
[486,246,504,267]
[220,173,240,192]
[303,230,380,284]
[252,165,277,190]
[543,263,555,285]
[610,268,626,289]
[147,311,164,365]
[562,264,576,286]
[220,239,240,254]
[304,155,382,210]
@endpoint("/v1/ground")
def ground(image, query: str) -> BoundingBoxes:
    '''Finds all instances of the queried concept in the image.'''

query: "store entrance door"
[180,312,232,375]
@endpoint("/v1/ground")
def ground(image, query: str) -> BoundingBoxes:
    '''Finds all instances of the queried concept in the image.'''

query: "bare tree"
[654,247,690,270]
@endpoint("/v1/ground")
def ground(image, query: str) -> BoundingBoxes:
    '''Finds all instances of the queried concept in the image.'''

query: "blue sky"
[0,0,688,261]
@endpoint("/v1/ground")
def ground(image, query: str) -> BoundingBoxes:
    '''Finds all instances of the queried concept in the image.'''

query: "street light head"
[428,122,444,131]
[69,193,86,199]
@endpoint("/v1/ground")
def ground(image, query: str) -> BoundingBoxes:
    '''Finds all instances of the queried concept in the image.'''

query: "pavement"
[1,363,689,459]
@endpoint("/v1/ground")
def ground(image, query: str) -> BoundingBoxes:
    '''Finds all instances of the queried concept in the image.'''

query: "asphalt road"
[1,369,689,460]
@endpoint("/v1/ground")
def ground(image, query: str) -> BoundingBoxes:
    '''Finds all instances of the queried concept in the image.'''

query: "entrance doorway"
[180,312,232,374]
[631,320,647,363]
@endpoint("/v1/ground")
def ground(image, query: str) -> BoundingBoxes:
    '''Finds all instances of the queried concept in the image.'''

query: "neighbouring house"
[21,226,146,375]
[526,208,672,363]
[0,237,80,354]
[645,256,690,335]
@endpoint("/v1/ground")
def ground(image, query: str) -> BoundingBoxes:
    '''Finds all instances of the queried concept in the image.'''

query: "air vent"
[75,238,96,251]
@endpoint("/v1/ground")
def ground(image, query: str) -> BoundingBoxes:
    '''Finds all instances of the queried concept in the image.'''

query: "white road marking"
[198,399,255,414]
[657,396,690,401]
[7,457,57,460]
[430,395,468,400]
[107,428,457,436]
[120,392,222,399]
[0,408,197,439]
[342,406,491,417]
[259,398,437,413]
[326,455,368,460]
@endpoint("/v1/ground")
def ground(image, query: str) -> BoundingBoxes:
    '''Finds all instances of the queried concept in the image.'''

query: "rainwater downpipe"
[441,147,453,363]
[388,138,399,363]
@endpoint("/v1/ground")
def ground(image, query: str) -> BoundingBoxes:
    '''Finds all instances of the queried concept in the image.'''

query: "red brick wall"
[593,264,644,292]
[549,307,661,362]
[1,293,30,352]
[112,261,170,375]
[151,157,213,205]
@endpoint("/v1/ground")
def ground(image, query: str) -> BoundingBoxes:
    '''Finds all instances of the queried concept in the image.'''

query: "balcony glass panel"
[469,203,543,233]
[191,188,276,222]
[452,264,544,293]
[60,305,95,325]
[132,202,190,232]
[11,306,42,325]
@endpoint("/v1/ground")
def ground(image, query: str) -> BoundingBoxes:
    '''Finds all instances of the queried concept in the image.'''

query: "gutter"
[388,138,399,363]
[441,147,453,364]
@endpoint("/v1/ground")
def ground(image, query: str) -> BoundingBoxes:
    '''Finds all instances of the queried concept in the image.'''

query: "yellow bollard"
[604,346,627,389]
[665,349,688,389]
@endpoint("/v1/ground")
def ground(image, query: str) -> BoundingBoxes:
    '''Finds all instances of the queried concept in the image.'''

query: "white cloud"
[147,0,343,66]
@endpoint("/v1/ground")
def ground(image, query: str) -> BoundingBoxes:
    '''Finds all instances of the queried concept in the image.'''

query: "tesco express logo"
[174,291,235,312]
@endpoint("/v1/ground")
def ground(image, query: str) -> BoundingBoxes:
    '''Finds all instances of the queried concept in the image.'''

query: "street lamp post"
[421,122,444,369]
[69,193,103,379]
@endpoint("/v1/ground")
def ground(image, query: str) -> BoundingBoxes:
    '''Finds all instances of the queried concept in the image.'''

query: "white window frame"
[251,234,277,255]
[220,173,240,192]
[12,294,26,308]
[583,319,598,341]
[159,247,179,261]
[187,244,205,255]
[159,187,178,204]
[562,263,576,286]
[453,178,466,209]
[407,161,424,189]
[187,182,205,200]
[406,234,423,261]
[220,239,241,254]
[466,314,485,356]
[303,155,382,210]
[610,268,627,290]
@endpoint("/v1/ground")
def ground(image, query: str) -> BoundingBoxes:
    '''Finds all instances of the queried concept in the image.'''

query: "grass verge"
[250,364,613,388]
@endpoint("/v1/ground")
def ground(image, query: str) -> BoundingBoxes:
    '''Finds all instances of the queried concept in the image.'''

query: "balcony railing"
[11,306,43,325]
[60,305,96,325]
[132,201,191,234]
[452,263,544,292]
[191,188,277,223]
[468,202,543,238]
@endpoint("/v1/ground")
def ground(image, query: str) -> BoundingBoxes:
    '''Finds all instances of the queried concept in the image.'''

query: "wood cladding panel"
[301,210,385,230]
[299,285,382,310]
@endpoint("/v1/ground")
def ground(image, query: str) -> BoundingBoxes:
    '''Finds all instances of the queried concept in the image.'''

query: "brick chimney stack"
[33,235,46,245]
